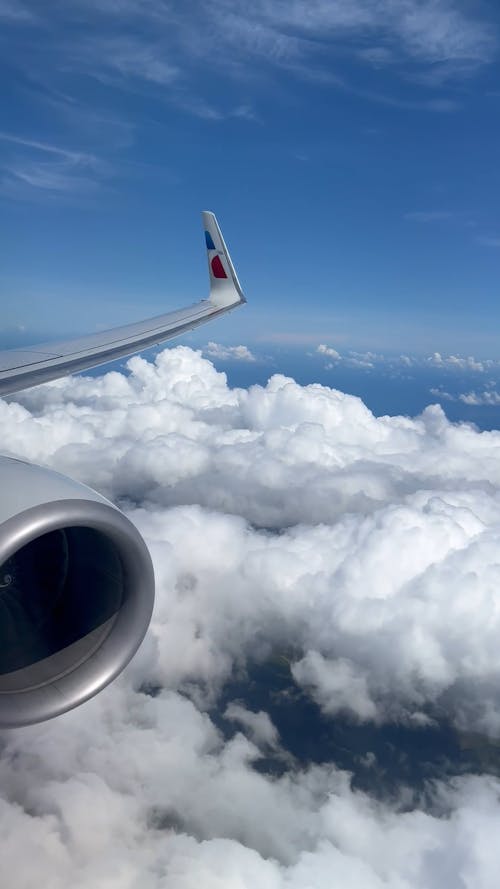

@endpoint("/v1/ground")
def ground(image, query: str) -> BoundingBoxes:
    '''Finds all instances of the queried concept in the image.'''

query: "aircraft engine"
[0,456,154,728]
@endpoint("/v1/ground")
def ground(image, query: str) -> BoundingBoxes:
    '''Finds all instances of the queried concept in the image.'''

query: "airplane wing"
[0,211,246,398]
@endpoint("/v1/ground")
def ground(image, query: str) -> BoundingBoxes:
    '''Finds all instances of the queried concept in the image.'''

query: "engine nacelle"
[0,456,154,728]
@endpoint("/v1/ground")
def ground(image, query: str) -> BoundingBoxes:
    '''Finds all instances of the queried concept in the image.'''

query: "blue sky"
[1,0,500,357]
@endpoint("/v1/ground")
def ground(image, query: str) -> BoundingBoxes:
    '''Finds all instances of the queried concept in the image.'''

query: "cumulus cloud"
[429,386,455,401]
[317,344,379,368]
[292,652,377,721]
[224,702,280,748]
[317,349,499,375]
[345,350,378,368]
[427,352,487,372]
[430,386,500,406]
[3,345,500,886]
[204,341,256,362]
[459,389,500,406]
[317,343,341,360]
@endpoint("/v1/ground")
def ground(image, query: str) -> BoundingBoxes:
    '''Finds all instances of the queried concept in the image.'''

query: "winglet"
[202,210,246,308]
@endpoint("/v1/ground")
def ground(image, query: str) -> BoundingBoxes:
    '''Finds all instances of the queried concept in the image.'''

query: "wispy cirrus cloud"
[1,1,495,119]
[0,132,99,163]
[73,35,180,87]
[178,0,496,109]
[0,132,110,200]
[258,0,496,65]
[0,0,34,21]
[61,0,496,72]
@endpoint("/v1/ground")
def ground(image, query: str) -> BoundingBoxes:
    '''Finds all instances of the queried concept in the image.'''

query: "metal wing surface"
[0,211,246,397]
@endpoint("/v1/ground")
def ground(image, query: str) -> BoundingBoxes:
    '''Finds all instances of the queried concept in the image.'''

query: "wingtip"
[202,210,246,308]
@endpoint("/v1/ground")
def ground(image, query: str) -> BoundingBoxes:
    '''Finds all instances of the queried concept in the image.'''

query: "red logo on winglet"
[211,255,227,279]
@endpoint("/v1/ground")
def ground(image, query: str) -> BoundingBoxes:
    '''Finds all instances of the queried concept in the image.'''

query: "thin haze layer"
[2,346,500,887]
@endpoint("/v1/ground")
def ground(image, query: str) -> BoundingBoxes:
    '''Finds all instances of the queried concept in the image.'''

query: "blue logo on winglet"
[205,230,216,250]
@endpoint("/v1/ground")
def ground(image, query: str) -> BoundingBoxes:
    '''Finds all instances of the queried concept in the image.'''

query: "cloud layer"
[2,345,500,886]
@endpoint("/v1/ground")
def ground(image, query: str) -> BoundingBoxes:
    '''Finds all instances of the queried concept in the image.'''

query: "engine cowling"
[0,456,154,728]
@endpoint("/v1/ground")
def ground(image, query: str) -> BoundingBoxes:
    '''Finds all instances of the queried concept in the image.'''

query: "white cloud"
[74,35,180,86]
[317,343,341,360]
[7,346,500,727]
[55,1,495,72]
[204,341,257,362]
[427,352,486,372]
[345,350,379,368]
[292,652,377,721]
[4,345,500,885]
[3,1,495,121]
[0,133,98,163]
[317,345,382,368]
[259,0,496,66]
[0,133,109,198]
[0,0,33,21]
[224,703,280,748]
[430,387,456,401]
[3,694,500,888]
[459,389,500,406]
